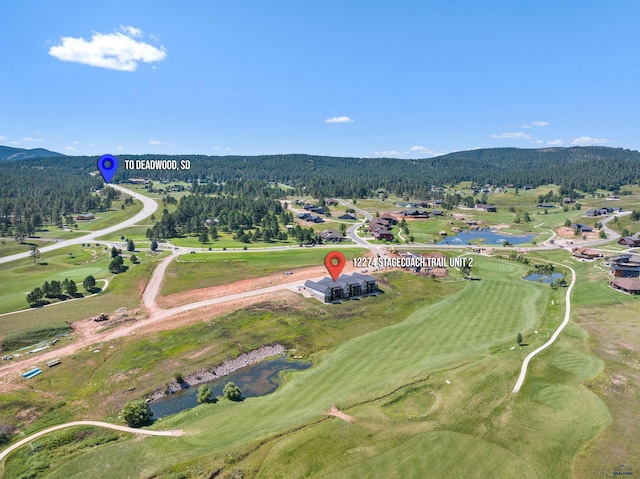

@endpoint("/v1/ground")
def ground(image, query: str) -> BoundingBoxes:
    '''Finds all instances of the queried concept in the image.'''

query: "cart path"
[0,420,182,464]
[511,261,577,393]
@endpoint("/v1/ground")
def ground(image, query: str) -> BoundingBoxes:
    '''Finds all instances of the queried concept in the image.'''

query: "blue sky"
[1,1,639,157]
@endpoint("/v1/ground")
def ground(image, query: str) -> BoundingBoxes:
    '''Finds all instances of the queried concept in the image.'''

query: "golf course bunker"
[150,357,311,418]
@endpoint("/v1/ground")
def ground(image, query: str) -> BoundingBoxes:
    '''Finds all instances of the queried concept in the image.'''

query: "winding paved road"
[0,184,158,265]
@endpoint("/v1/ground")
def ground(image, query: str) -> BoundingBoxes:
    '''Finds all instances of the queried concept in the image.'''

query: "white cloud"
[117,146,124,150]
[571,136,610,145]
[148,140,164,145]
[408,145,432,153]
[325,116,354,123]
[547,139,564,146]
[49,29,167,72]
[120,25,143,38]
[0,135,5,141]
[64,146,75,151]
[522,121,549,128]
[212,146,222,150]
[148,34,161,42]
[73,140,80,144]
[88,142,95,147]
[373,150,401,156]
[529,140,544,145]
[9,141,20,145]
[21,137,42,142]
[490,132,531,140]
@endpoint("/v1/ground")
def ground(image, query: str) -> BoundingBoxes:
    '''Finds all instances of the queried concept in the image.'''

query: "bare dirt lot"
[156,262,365,309]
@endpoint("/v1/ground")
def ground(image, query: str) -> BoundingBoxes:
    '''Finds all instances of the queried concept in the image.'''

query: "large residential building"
[303,273,378,303]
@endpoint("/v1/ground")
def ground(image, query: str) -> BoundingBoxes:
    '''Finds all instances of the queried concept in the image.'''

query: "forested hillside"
[2,147,640,214]
[113,146,640,195]
[0,159,113,239]
[0,146,64,162]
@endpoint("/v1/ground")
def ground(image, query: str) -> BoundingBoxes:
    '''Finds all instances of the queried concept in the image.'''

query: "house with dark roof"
[371,228,394,241]
[618,235,640,247]
[610,254,640,278]
[476,204,497,212]
[320,230,342,242]
[338,213,357,220]
[574,223,593,233]
[380,213,398,224]
[303,273,378,302]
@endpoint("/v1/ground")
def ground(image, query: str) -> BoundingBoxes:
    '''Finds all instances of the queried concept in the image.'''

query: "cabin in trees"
[304,273,378,303]
[75,213,96,221]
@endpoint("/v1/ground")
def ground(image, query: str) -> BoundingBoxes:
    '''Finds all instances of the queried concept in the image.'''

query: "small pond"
[438,228,535,245]
[523,272,564,284]
[150,356,311,419]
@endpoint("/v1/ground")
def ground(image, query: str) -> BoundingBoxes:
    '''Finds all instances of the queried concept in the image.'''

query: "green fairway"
[0,246,113,315]
[24,256,564,478]
[160,248,368,296]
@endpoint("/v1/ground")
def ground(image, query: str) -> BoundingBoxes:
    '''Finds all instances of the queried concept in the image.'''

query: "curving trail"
[511,261,577,394]
[0,420,182,464]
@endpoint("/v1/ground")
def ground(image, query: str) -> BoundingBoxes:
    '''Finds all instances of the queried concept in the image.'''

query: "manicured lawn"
[0,245,112,315]
[27,256,576,478]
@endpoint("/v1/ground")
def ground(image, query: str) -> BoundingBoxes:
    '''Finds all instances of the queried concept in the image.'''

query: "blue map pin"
[98,154,118,183]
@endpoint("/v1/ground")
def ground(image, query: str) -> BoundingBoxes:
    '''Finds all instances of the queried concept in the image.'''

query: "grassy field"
[161,248,368,296]
[0,250,167,339]
[0,238,55,258]
[6,256,601,478]
[0,245,113,315]
[75,195,143,232]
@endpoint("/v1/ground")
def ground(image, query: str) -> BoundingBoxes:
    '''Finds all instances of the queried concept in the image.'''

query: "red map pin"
[325,251,346,281]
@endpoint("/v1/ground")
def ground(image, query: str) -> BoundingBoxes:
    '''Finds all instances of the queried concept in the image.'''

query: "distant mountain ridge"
[3,145,640,193]
[0,146,64,162]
